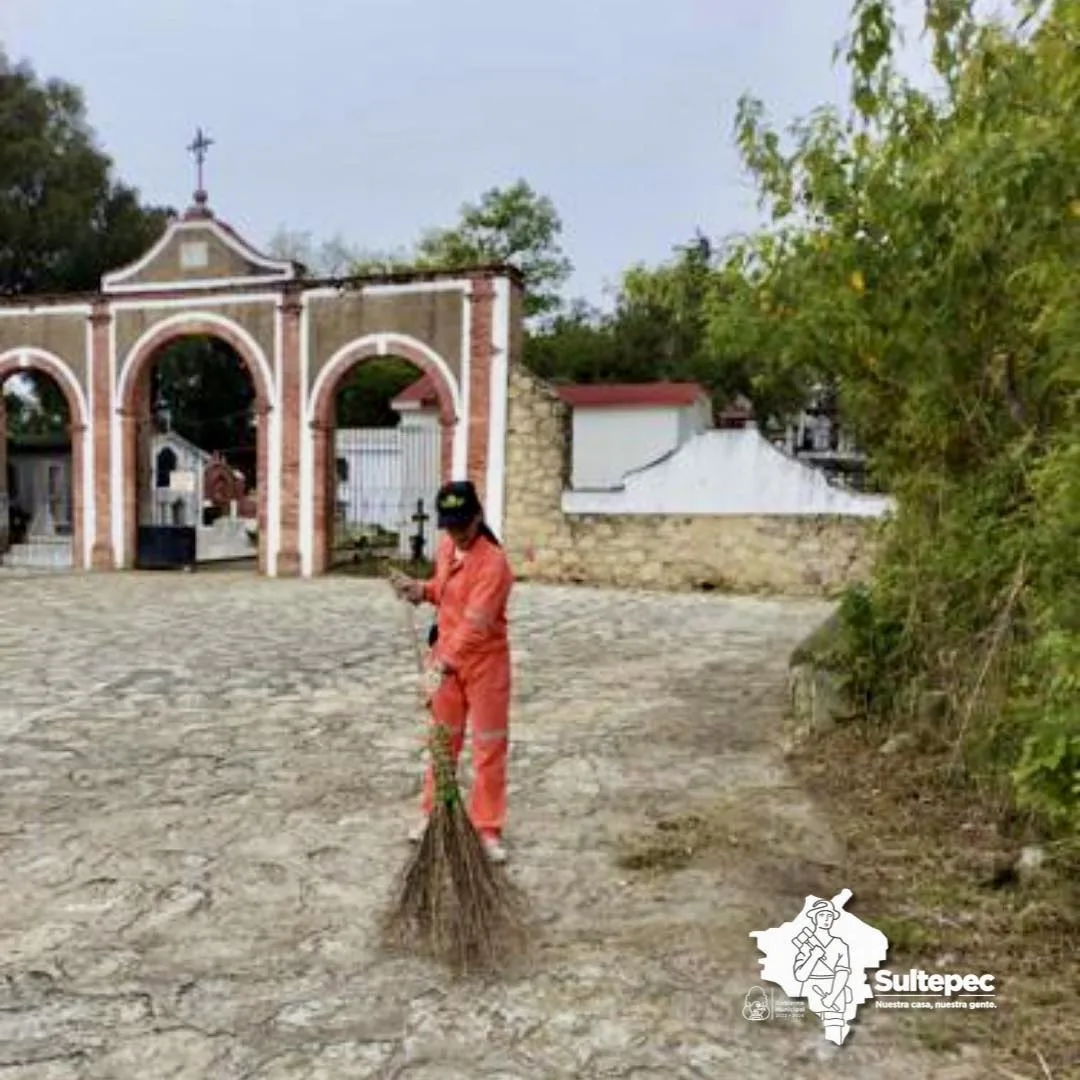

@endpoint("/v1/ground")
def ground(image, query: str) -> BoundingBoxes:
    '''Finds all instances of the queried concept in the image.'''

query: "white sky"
[0,0,934,306]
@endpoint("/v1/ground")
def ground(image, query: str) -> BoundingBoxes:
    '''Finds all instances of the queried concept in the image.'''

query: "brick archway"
[306,334,460,575]
[0,349,90,569]
[117,314,276,572]
[0,202,521,578]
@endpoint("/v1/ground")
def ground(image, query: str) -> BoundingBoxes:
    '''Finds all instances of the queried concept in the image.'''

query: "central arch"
[0,347,90,570]
[306,332,460,576]
[117,312,276,572]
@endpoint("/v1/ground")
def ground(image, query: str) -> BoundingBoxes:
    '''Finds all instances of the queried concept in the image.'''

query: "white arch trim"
[112,310,279,573]
[0,347,90,427]
[116,310,277,410]
[306,332,463,425]
[0,346,93,570]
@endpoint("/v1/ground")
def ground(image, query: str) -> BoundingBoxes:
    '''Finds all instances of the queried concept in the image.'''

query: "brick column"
[120,370,154,570]
[119,409,139,570]
[310,420,333,574]
[466,278,495,504]
[69,420,86,571]
[89,305,114,570]
[276,290,303,577]
[254,401,271,575]
[0,392,8,554]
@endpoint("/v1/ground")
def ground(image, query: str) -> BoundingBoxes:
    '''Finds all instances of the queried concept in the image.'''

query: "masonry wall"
[0,393,8,553]
[501,366,885,597]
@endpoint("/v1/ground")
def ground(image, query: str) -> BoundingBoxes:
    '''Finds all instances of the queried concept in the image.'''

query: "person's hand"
[420,659,449,702]
[389,571,424,605]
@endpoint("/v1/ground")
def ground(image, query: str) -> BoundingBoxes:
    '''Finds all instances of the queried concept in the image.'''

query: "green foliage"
[0,50,170,297]
[152,337,257,485]
[727,0,1080,835]
[334,358,420,427]
[0,49,170,431]
[2,373,70,436]
[414,179,572,319]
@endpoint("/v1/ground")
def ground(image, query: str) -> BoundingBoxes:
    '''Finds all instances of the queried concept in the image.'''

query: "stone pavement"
[0,572,985,1079]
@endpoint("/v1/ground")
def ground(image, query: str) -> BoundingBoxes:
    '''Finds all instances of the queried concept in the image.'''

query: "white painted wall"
[561,428,894,517]
[572,405,699,490]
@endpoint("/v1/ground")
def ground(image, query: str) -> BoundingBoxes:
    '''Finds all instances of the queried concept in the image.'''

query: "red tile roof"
[553,382,708,408]
[391,373,439,408]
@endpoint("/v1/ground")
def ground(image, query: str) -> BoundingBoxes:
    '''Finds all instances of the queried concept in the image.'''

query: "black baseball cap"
[435,480,482,528]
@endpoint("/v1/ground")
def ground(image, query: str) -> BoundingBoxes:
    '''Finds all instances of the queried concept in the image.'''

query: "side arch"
[307,332,461,428]
[0,347,91,569]
[0,348,89,427]
[303,332,462,577]
[114,312,277,572]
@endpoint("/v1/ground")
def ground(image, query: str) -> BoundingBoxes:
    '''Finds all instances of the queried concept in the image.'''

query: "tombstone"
[202,453,252,524]
[410,498,430,564]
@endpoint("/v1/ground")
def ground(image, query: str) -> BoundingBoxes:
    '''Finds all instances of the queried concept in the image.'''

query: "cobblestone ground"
[0,572,985,1080]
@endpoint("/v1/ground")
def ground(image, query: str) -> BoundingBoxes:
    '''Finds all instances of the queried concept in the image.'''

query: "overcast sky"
[0,0,931,306]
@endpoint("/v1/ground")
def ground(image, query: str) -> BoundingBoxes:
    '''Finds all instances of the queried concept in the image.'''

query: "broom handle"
[392,578,459,805]
[400,593,426,676]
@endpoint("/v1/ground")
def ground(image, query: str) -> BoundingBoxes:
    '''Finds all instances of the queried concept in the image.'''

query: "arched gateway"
[0,194,523,576]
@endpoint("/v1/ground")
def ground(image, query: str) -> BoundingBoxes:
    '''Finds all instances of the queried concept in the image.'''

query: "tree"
[414,180,572,319]
[266,227,411,278]
[523,300,618,383]
[151,339,259,485]
[0,50,171,297]
[0,51,171,434]
[334,357,421,427]
[0,374,69,437]
[724,0,1080,834]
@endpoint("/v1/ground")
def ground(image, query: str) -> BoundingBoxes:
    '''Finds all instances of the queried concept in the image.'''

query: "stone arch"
[306,332,460,575]
[116,313,276,572]
[0,348,91,569]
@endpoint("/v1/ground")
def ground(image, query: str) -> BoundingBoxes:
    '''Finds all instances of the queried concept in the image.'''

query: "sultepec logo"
[749,889,887,1046]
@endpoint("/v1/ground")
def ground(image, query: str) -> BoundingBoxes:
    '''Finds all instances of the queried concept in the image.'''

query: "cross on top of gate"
[187,127,214,208]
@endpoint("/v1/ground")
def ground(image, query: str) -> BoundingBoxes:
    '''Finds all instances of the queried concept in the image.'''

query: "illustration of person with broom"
[792,898,855,1045]
[390,479,515,865]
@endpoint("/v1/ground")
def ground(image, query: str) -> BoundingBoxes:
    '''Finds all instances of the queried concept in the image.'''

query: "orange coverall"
[421,530,514,837]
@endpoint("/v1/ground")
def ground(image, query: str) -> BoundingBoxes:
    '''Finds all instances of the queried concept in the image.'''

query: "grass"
[786,721,1080,1079]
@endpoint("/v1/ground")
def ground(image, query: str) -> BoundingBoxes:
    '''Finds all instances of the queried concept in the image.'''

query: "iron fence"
[331,423,442,573]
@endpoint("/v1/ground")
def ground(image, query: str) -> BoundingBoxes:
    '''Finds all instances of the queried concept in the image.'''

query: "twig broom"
[378,589,530,976]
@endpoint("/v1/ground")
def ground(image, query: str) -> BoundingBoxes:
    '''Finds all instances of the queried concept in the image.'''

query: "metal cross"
[410,498,430,564]
[187,127,214,201]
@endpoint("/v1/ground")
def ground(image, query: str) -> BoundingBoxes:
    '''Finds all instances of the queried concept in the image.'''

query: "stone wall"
[0,392,7,553]
[502,365,884,597]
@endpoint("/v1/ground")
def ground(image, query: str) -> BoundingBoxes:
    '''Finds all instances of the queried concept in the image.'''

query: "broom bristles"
[381,594,530,976]
[379,798,530,976]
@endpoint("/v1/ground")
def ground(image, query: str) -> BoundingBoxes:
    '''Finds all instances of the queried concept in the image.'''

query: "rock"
[880,731,916,755]
[784,662,849,750]
[1016,844,1048,881]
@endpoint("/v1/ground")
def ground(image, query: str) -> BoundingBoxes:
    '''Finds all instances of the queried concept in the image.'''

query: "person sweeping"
[382,479,527,974]
[390,479,515,863]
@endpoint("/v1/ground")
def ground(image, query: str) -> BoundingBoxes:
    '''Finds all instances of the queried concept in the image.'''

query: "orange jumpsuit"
[421,531,514,837]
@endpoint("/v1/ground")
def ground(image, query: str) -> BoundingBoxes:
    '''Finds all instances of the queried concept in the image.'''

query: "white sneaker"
[408,817,428,844]
[480,832,508,864]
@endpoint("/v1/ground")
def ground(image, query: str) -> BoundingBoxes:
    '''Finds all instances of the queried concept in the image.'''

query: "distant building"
[552,382,713,490]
